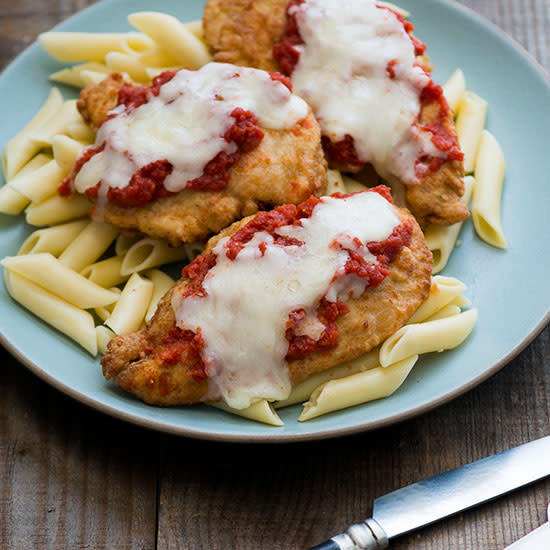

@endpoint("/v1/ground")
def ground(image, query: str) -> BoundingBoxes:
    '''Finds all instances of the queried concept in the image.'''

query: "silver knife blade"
[504,502,550,549]
[372,435,550,540]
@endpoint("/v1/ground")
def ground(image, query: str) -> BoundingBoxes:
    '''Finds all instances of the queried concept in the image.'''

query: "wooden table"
[1,1,549,548]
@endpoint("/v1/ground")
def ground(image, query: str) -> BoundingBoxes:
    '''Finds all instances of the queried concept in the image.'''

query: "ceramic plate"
[1,0,549,442]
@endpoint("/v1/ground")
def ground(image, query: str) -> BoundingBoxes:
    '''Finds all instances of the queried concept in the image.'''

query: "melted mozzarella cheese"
[289,0,442,184]
[172,192,400,409]
[74,62,308,194]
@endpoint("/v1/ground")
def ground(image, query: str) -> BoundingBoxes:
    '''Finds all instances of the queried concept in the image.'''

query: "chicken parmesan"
[101,187,432,409]
[203,0,469,226]
[61,63,327,245]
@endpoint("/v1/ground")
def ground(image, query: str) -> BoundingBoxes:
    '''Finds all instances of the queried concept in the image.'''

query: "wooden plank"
[0,352,158,549]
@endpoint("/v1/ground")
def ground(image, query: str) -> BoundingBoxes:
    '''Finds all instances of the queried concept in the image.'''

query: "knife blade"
[503,502,550,549]
[307,435,550,550]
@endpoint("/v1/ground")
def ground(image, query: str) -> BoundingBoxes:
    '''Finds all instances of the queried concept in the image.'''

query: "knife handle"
[306,518,389,550]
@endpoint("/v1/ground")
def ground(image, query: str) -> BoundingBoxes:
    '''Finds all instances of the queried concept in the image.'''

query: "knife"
[307,435,550,550]
[504,502,550,549]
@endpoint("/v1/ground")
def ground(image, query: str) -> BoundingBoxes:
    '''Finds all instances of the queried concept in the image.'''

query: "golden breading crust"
[203,0,289,71]
[77,73,127,130]
[101,205,433,406]
[202,0,469,227]
[75,75,327,246]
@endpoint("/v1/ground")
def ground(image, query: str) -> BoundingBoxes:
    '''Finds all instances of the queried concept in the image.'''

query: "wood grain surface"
[1,1,549,549]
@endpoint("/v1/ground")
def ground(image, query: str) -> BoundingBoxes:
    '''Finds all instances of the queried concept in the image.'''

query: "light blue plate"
[0,0,548,442]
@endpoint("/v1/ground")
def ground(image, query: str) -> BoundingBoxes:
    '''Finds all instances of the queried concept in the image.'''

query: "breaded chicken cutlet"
[102,187,432,408]
[203,0,469,227]
[63,64,327,246]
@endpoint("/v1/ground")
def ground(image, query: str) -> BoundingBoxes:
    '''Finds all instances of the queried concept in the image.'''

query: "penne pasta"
[128,12,211,69]
[144,269,175,322]
[183,242,205,263]
[424,175,475,273]
[455,91,488,173]
[94,288,120,322]
[0,153,51,215]
[0,185,30,215]
[58,220,119,272]
[2,87,63,180]
[80,70,117,87]
[326,169,345,195]
[342,175,372,193]
[144,66,181,79]
[274,350,380,408]
[105,52,150,82]
[49,62,111,88]
[81,256,128,288]
[4,270,97,355]
[298,355,418,421]
[119,33,155,55]
[67,120,96,143]
[408,275,467,324]
[379,309,478,367]
[424,304,461,322]
[211,400,284,427]
[96,325,117,355]
[115,234,141,256]
[52,135,87,173]
[25,194,92,226]
[120,237,188,276]
[105,272,153,335]
[17,219,89,256]
[442,69,466,115]
[8,159,66,203]
[38,31,153,62]
[472,130,507,248]
[1,253,120,309]
[30,100,80,147]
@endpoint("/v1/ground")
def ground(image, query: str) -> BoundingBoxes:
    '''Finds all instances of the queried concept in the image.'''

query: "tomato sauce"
[157,324,207,382]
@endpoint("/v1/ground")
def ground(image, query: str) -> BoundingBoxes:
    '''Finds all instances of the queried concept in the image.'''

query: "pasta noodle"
[49,62,111,88]
[326,169,345,195]
[2,87,63,180]
[8,159,66,203]
[105,51,150,82]
[38,31,153,62]
[96,325,116,355]
[472,130,507,248]
[58,221,119,272]
[30,100,80,147]
[424,304,461,322]
[67,120,96,143]
[442,69,466,114]
[17,219,90,256]
[455,91,488,173]
[298,355,418,421]
[424,176,475,273]
[144,269,175,322]
[0,154,51,215]
[120,237,189,276]
[52,135,88,173]
[128,12,211,69]
[25,194,92,226]
[212,400,283,427]
[408,275,467,324]
[4,270,97,355]
[105,272,153,335]
[115,234,141,256]
[1,253,119,309]
[80,255,128,289]
[379,309,478,367]
[274,350,379,408]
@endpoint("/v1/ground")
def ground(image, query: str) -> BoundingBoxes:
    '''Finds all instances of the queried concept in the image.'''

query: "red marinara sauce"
[174,186,411,367]
[58,71,268,208]
[272,0,463,175]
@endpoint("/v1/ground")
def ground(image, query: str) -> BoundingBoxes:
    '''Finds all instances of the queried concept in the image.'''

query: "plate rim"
[1,0,549,443]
